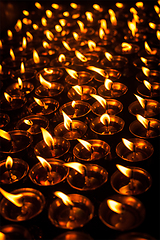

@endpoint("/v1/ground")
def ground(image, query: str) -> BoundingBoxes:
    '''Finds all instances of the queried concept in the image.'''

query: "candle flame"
[33,49,40,64]
[35,2,42,9]
[93,4,103,12]
[72,13,80,19]
[44,68,54,74]
[100,19,108,33]
[72,85,82,95]
[107,199,123,214]
[154,5,160,15]
[149,22,156,30]
[41,127,55,148]
[23,10,29,16]
[144,41,157,55]
[58,54,66,63]
[136,2,143,8]
[51,3,59,9]
[18,77,23,89]
[45,30,54,41]
[105,52,113,61]
[0,232,6,240]
[66,68,78,79]
[99,28,105,39]
[64,162,85,174]
[130,7,137,15]
[15,19,22,32]
[116,164,132,178]
[46,10,52,18]
[85,12,93,22]
[121,42,132,51]
[22,37,27,49]
[156,30,160,40]
[23,18,32,25]
[62,41,71,51]
[34,97,48,109]
[7,30,13,39]
[88,40,96,51]
[32,24,38,30]
[116,3,124,8]
[100,113,110,125]
[24,119,33,126]
[20,62,25,73]
[143,80,152,91]
[90,94,106,108]
[36,156,52,172]
[128,19,137,36]
[59,19,66,27]
[39,74,51,89]
[54,191,74,206]
[77,20,85,33]
[41,17,47,27]
[73,32,79,41]
[26,31,33,42]
[0,40,2,49]
[70,3,78,9]
[122,138,134,152]
[0,129,11,141]
[104,79,113,90]
[75,50,87,62]
[0,188,23,207]
[136,114,149,129]
[0,64,2,73]
[87,66,106,77]
[4,92,12,103]
[77,139,92,152]
[62,111,72,130]
[108,9,117,26]
[63,11,70,17]
[141,57,147,65]
[43,41,49,49]
[134,94,146,109]
[5,156,13,169]
[55,25,62,32]
[142,66,150,77]
[71,100,76,108]
[10,49,15,61]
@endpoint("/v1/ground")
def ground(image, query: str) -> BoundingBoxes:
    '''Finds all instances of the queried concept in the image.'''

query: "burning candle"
[50,53,72,68]
[11,62,36,83]
[115,42,140,55]
[67,85,97,101]
[14,37,33,59]
[36,67,64,83]
[72,50,99,67]
[48,191,94,229]
[101,52,128,69]
[133,56,159,70]
[137,80,160,98]
[0,187,45,221]
[138,41,160,58]
[111,164,152,195]
[65,68,93,85]
[26,49,49,70]
[136,67,160,83]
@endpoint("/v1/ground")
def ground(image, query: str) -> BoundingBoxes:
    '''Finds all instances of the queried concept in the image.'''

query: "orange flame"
[58,54,66,62]
[154,5,160,14]
[64,162,85,174]
[140,57,147,65]
[72,13,80,19]
[77,20,85,33]
[15,19,22,32]
[121,42,132,51]
[100,113,110,125]
[90,94,106,108]
[104,79,113,90]
[77,139,92,152]
[73,32,79,41]
[66,68,78,79]
[23,10,29,16]
[5,156,13,169]
[51,3,59,9]
[75,50,87,62]
[54,191,74,206]
[72,85,82,95]
[62,41,71,51]
[149,22,156,30]
[134,94,146,109]
[0,64,2,73]
[24,119,33,126]
[70,3,78,9]
[33,24,39,30]
[7,30,13,39]
[136,2,143,8]
[26,32,33,42]
[100,19,108,32]
[144,41,157,55]
[136,114,149,129]
[22,18,32,25]
[59,19,66,27]
[18,77,23,89]
[43,41,49,49]
[0,40,2,49]
[22,37,27,49]
[34,97,48,109]
[128,19,137,36]
[108,9,117,26]
[116,3,124,8]
[85,12,93,22]
[157,30,160,40]
[88,40,96,51]
[10,49,15,61]
[62,111,72,130]
[142,67,150,77]
[0,129,11,140]
[39,74,51,89]
[41,17,47,27]
[35,2,42,9]
[36,156,52,171]
[116,164,132,178]
[93,4,103,12]
[63,11,70,17]
[71,100,77,108]
[143,80,152,91]
[44,68,54,74]
[130,7,137,15]
[105,52,113,61]
[4,92,12,103]
[55,25,62,32]
[99,28,105,39]
[33,49,40,64]
[45,30,54,41]
[46,10,52,18]
[87,66,106,77]
[0,232,6,240]
[0,188,23,207]
[41,127,55,148]
[107,199,123,214]
[20,62,25,74]
[122,138,134,152]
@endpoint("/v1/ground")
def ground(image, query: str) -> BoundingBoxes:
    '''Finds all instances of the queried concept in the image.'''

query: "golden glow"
[41,17,47,27]
[62,41,71,51]
[105,52,113,61]
[136,114,149,129]
[23,10,29,16]
[121,42,132,51]
[71,100,76,108]
[18,77,23,89]
[5,156,13,169]
[40,127,55,148]
[141,57,147,65]
[35,2,42,9]
[116,164,132,178]
[36,156,52,171]
[7,30,13,39]
[26,31,33,42]
[143,80,152,91]
[88,40,96,51]
[59,19,66,27]
[4,92,12,103]
[34,97,48,109]
[43,41,49,48]
[10,49,15,61]
[63,11,70,17]
[55,25,62,32]
[77,139,92,152]
[91,94,106,108]
[99,28,105,39]
[64,162,85,174]
[0,129,11,141]
[33,24,39,30]
[72,85,82,95]
[22,18,32,25]
[66,68,78,79]
[70,3,78,9]
[51,3,59,9]
[134,94,146,109]
[130,7,137,15]
[100,19,108,32]
[44,68,53,74]
[39,74,51,89]
[116,3,124,8]
[62,111,72,130]
[144,41,157,55]
[0,188,23,207]
[0,64,2,73]
[142,66,150,77]
[136,2,143,8]
[85,12,93,22]
[93,4,103,12]
[75,50,88,62]
[54,191,74,206]
[77,20,85,33]
[45,30,54,41]
[156,30,160,40]
[108,9,117,26]
[24,119,33,126]
[104,79,113,90]
[58,54,66,62]
[72,13,80,19]
[154,5,160,14]
[33,49,40,64]
[128,19,137,36]
[107,199,123,214]
[22,37,27,49]
[122,138,134,152]
[15,19,22,32]
[0,40,2,49]
[0,232,6,240]
[100,113,110,125]
[149,22,156,29]
[73,32,79,41]
[20,62,25,74]
[46,10,52,18]
[87,66,106,77]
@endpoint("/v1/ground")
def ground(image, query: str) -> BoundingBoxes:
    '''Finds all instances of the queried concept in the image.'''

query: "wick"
[69,122,73,131]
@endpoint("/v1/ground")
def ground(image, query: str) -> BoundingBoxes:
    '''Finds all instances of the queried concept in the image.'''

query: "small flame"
[99,28,105,39]
[107,199,123,214]
[149,22,156,30]
[136,2,143,8]
[45,30,54,41]
[116,164,132,178]
[23,10,29,16]
[141,57,147,65]
[0,188,23,207]
[122,138,134,152]
[72,85,82,95]
[142,67,150,77]
[0,129,11,141]
[51,3,59,9]
[108,9,117,26]
[55,25,62,32]
[15,19,22,32]
[63,11,70,17]
[33,49,40,64]
[64,162,85,174]
[121,42,132,51]
[73,32,79,41]
[0,64,2,73]
[10,49,15,61]
[62,111,72,130]
[143,80,152,91]
[130,7,137,15]
[7,30,13,39]
[72,13,80,19]
[5,156,13,169]
[87,66,106,77]
[66,68,78,79]
[75,50,87,62]
[4,92,12,103]
[58,54,65,62]
[77,139,92,152]
[156,30,160,40]
[23,18,32,25]
[134,94,146,109]
[116,3,124,8]
[36,156,52,172]
[144,41,157,55]
[100,19,108,32]
[77,20,85,33]
[71,100,76,108]
[0,40,2,49]
[24,119,33,126]
[105,52,113,61]
[26,32,33,42]
[0,232,6,240]
[85,12,93,22]
[22,37,27,49]
[104,79,113,90]
[46,10,52,18]
[20,62,25,74]
[41,127,55,148]
[35,2,42,9]
[136,114,149,129]
[93,4,103,12]
[43,41,49,49]
[100,113,110,125]
[59,19,66,27]
[70,3,78,9]
[128,19,137,36]
[34,97,48,109]
[39,74,51,89]
[54,191,74,206]
[154,5,160,14]
[41,17,47,27]
[90,94,106,108]
[88,40,96,51]
[62,41,71,51]
[18,77,23,89]
[44,68,53,74]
